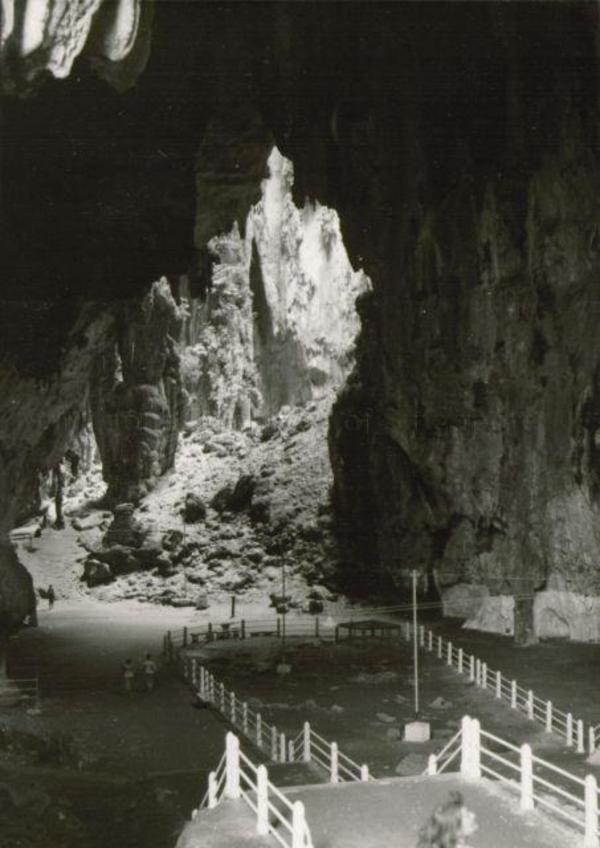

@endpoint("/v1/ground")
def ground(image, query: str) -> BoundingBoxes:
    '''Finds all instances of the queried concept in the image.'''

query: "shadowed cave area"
[3,2,600,846]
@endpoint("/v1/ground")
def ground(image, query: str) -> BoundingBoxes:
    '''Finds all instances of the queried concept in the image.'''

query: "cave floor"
[2,600,237,848]
[3,600,600,848]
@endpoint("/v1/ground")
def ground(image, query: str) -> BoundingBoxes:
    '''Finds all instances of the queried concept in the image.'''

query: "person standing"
[142,653,157,692]
[123,659,135,693]
[47,585,56,610]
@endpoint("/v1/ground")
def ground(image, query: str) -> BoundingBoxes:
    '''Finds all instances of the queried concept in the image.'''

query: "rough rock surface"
[78,396,339,608]
[3,5,600,644]
[91,279,186,504]
[179,147,368,428]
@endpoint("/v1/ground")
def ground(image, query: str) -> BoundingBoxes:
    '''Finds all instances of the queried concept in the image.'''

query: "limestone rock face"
[0,544,36,668]
[0,0,150,93]
[91,280,185,504]
[180,147,369,427]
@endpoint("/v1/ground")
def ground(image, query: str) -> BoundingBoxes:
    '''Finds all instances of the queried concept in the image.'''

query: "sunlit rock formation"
[180,147,369,425]
[0,0,151,93]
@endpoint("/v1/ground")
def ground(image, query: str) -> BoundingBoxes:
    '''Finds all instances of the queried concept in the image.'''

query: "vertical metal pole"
[231,595,236,619]
[412,569,419,718]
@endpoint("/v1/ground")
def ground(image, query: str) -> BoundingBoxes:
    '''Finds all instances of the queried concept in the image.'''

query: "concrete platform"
[178,773,577,848]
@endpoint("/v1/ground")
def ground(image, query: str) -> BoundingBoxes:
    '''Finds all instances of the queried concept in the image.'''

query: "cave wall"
[90,280,185,504]
[3,2,600,641]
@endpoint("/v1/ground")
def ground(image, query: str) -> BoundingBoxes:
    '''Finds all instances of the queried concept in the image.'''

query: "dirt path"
[2,600,242,848]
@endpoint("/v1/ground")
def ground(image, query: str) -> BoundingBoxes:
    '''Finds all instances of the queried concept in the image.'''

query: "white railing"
[427,716,600,848]
[0,675,40,709]
[185,659,369,782]
[164,615,339,656]
[411,622,595,755]
[195,732,313,848]
[165,606,600,756]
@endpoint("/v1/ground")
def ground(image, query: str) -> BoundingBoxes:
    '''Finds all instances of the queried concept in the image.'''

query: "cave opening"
[5,4,600,845]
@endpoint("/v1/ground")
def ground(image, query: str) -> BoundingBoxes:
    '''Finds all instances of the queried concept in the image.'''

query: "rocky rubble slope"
[50,395,341,611]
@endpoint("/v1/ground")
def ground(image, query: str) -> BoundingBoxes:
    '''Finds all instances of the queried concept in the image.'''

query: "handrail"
[186,660,370,782]
[428,716,600,845]
[199,733,313,848]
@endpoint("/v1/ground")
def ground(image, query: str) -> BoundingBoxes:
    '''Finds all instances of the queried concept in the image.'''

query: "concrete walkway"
[178,773,577,848]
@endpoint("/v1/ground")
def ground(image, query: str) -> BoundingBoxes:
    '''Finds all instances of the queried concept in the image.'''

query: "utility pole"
[281,559,287,658]
[412,569,419,718]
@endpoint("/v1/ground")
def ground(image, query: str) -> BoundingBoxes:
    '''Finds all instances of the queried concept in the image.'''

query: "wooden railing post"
[567,712,574,746]
[243,702,248,734]
[427,754,437,776]
[330,741,339,783]
[256,765,269,835]
[437,635,443,659]
[545,701,552,734]
[225,733,240,799]
[527,690,534,720]
[279,732,287,763]
[303,721,311,762]
[447,641,452,666]
[271,726,278,761]
[469,655,475,682]
[208,771,218,808]
[589,726,596,756]
[230,691,236,723]
[360,764,369,781]
[520,744,534,811]
[428,630,433,652]
[256,713,262,749]
[219,682,225,712]
[481,663,487,690]
[458,648,464,674]
[495,671,502,699]
[578,719,585,754]
[292,800,307,848]
[460,716,481,780]
[511,680,517,709]
[584,774,599,848]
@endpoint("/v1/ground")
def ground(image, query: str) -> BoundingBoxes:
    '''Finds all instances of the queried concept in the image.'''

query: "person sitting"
[416,791,477,848]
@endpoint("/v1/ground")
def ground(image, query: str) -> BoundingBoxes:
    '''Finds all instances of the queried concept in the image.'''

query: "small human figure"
[47,585,56,610]
[123,659,135,693]
[142,653,157,692]
[416,791,477,848]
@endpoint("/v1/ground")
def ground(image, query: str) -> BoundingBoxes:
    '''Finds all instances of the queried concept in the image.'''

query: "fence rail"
[184,658,370,783]
[195,732,313,848]
[411,621,595,755]
[428,715,600,847]
[0,675,40,709]
[165,607,600,756]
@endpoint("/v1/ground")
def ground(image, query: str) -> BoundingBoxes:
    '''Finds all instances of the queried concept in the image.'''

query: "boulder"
[260,421,279,442]
[210,485,233,513]
[182,493,207,523]
[162,529,184,551]
[250,497,271,524]
[82,559,112,587]
[104,503,144,548]
[441,582,490,618]
[72,514,104,532]
[228,475,255,512]
[195,592,209,610]
[93,545,139,576]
